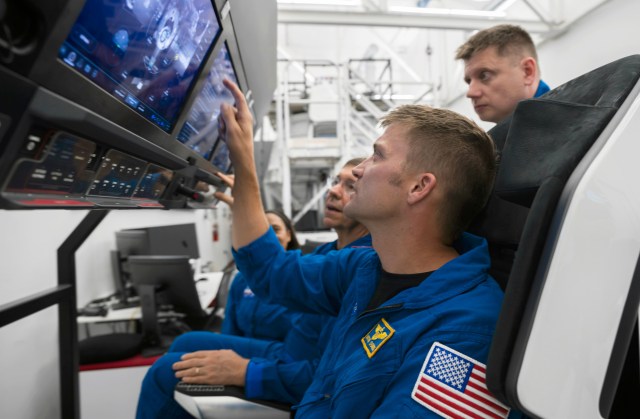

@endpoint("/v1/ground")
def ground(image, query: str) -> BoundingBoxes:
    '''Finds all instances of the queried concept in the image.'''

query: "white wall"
[449,0,640,127]
[0,207,232,419]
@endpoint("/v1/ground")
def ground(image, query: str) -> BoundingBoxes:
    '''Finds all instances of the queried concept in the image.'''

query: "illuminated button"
[24,134,42,153]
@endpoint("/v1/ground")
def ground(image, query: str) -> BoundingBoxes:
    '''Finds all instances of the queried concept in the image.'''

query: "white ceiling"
[275,0,610,106]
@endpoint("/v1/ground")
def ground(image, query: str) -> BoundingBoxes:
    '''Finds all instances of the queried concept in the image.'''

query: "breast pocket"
[329,340,401,417]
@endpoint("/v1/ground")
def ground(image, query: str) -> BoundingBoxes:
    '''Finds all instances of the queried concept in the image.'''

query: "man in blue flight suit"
[136,159,371,417]
[184,79,517,417]
[457,24,550,124]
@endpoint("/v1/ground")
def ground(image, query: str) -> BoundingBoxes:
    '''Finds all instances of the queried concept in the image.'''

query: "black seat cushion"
[475,55,640,404]
[79,333,143,364]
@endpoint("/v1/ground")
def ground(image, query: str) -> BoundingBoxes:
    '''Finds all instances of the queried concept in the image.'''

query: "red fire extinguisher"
[212,222,219,242]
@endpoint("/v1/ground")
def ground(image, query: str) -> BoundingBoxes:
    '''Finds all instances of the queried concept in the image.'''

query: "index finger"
[223,79,250,118]
[215,171,235,188]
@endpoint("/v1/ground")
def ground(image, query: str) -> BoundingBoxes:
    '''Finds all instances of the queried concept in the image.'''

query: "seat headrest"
[489,55,640,207]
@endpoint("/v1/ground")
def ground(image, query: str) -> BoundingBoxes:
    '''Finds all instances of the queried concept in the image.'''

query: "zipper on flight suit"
[357,303,403,319]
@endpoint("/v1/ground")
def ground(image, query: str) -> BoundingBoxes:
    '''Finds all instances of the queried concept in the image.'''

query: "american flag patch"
[411,342,510,419]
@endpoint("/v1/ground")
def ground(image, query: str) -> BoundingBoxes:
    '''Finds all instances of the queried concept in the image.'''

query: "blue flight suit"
[136,235,372,418]
[245,235,372,403]
[535,80,551,97]
[221,271,295,341]
[235,228,515,418]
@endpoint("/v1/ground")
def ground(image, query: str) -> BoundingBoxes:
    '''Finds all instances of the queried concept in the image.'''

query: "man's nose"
[352,161,366,180]
[327,183,342,198]
[466,80,482,98]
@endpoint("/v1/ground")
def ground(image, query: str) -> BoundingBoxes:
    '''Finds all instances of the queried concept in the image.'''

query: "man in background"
[457,24,550,124]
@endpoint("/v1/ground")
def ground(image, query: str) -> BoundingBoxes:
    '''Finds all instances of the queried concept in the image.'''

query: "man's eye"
[344,182,355,191]
[480,71,492,81]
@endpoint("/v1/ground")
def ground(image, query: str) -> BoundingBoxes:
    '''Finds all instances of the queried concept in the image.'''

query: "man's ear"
[408,173,437,205]
[521,57,537,85]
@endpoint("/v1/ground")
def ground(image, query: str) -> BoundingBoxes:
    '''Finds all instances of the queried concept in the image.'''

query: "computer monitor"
[176,42,239,161]
[58,0,221,132]
[115,229,151,257]
[113,223,199,308]
[115,222,199,259]
[128,255,206,354]
[145,223,200,259]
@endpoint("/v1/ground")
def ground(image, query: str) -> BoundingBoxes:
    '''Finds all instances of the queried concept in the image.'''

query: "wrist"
[234,357,250,387]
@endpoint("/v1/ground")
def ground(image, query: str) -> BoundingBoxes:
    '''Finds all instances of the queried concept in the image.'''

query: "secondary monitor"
[176,42,239,160]
[115,222,200,259]
[58,0,221,132]
[128,255,206,353]
[128,255,205,318]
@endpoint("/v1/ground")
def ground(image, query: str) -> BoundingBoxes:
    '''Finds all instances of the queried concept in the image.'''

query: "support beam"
[277,9,553,33]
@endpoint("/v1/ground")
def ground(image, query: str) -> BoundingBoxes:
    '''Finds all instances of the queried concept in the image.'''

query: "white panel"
[80,366,150,419]
[516,91,640,417]
[0,308,60,419]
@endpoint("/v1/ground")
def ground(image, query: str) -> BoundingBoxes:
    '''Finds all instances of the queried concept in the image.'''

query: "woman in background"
[221,209,300,340]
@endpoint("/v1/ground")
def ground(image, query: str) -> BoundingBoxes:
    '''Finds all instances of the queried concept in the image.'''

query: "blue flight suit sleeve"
[244,315,335,404]
[233,228,367,316]
[245,357,321,404]
[235,235,370,404]
[221,270,296,341]
[220,272,243,336]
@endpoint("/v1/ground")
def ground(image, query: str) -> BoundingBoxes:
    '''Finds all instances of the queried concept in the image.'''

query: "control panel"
[1,129,178,208]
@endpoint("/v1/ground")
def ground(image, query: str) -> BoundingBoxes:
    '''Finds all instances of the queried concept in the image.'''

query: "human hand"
[218,79,254,171]
[173,349,249,386]
[213,172,235,207]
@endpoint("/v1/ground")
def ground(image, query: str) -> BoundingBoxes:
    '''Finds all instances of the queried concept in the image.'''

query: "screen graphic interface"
[59,0,220,132]
[177,43,238,159]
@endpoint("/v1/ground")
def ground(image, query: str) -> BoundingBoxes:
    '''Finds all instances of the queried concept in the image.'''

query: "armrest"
[174,382,292,419]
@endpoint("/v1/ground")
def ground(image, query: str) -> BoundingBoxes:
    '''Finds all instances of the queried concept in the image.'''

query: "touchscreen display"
[177,43,238,159]
[59,0,220,132]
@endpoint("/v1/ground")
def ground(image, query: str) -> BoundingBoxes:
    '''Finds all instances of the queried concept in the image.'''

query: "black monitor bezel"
[127,254,205,317]
[26,0,247,175]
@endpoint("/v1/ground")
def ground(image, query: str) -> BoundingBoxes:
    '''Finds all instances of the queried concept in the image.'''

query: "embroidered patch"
[242,287,254,298]
[361,318,395,358]
[411,342,510,419]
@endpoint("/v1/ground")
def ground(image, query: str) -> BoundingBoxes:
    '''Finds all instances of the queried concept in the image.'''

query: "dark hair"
[265,209,300,250]
[455,24,538,63]
[380,105,496,243]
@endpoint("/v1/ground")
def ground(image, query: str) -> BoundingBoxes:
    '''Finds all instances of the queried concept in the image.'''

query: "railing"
[266,58,435,226]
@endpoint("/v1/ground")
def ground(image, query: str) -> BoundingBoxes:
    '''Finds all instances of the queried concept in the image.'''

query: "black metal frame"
[0,209,109,419]
[58,209,109,419]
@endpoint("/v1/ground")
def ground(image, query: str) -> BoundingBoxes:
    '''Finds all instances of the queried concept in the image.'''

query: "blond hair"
[381,105,496,242]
